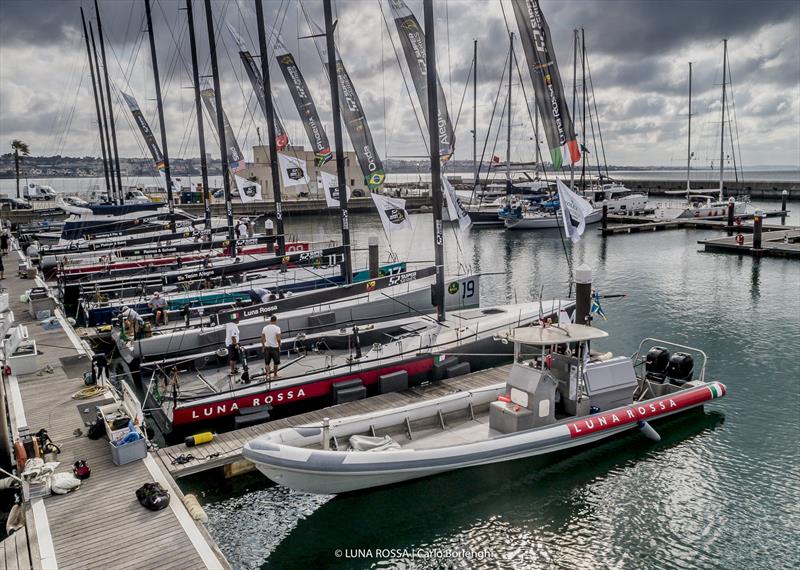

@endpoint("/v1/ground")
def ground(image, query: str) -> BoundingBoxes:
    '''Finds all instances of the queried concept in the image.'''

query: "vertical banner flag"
[387,0,455,160]
[200,86,246,173]
[371,192,413,233]
[318,170,352,208]
[121,91,165,171]
[273,35,333,166]
[227,23,289,150]
[234,175,263,204]
[442,177,472,230]
[307,17,386,191]
[556,178,594,243]
[512,0,580,170]
[278,153,309,187]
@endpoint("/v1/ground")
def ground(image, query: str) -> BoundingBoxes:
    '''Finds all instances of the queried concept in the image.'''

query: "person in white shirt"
[251,287,272,304]
[260,315,282,378]
[148,292,168,325]
[119,306,143,340]
[225,318,241,374]
[236,220,248,239]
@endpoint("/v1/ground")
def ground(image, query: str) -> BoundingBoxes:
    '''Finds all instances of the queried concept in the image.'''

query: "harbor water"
[182,200,800,569]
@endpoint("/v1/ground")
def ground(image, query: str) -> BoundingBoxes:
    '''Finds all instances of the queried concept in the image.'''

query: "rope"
[72,385,109,400]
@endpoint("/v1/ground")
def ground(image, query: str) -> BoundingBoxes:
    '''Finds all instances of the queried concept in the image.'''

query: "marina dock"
[1,249,229,569]
[158,366,510,480]
[601,210,793,236]
[699,228,800,258]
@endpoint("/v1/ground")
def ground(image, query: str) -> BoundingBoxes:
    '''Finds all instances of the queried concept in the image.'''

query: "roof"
[507,324,609,346]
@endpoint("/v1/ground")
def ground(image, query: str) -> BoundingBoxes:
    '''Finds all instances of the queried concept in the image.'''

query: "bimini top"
[507,323,608,346]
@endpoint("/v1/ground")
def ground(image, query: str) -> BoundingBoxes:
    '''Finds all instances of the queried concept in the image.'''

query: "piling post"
[726,198,735,235]
[781,190,788,225]
[368,237,380,278]
[601,204,608,232]
[752,209,764,251]
[575,265,592,326]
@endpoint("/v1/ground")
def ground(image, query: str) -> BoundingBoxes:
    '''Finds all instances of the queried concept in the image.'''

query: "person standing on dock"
[0,229,8,255]
[261,315,282,379]
[226,317,241,375]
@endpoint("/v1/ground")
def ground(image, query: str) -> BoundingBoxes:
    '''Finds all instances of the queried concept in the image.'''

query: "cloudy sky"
[0,0,798,169]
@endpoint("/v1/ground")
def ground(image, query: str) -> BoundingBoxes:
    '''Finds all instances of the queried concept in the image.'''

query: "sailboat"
[661,41,748,220]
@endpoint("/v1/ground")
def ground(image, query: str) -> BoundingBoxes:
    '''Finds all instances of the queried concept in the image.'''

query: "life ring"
[735,233,745,246]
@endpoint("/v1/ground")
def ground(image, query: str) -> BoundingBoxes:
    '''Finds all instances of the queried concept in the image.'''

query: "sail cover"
[386,0,455,160]
[308,18,386,191]
[274,35,332,166]
[200,87,246,173]
[121,91,164,171]
[227,24,289,151]
[512,0,580,170]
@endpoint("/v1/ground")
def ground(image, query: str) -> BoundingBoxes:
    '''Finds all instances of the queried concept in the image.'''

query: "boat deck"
[2,247,229,569]
[158,365,511,479]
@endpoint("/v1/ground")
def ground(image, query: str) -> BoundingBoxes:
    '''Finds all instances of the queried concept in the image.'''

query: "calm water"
[184,200,799,570]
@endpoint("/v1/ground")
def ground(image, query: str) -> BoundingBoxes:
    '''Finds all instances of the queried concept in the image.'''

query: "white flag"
[317,170,351,208]
[556,178,595,243]
[371,192,413,233]
[442,176,472,231]
[234,175,263,203]
[277,153,309,187]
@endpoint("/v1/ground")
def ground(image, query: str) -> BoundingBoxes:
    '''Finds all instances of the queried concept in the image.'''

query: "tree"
[11,140,30,198]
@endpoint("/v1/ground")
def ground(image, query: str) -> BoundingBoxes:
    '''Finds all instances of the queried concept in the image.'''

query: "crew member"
[148,292,168,326]
[261,315,282,379]
[225,317,241,375]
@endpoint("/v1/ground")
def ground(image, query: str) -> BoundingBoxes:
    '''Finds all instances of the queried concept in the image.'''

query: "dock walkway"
[2,248,229,569]
[699,229,800,259]
[158,365,510,480]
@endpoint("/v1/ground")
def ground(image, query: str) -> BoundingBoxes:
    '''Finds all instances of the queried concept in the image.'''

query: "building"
[245,145,368,201]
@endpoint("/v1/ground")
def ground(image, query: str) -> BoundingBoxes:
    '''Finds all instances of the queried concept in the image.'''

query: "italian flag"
[551,139,581,171]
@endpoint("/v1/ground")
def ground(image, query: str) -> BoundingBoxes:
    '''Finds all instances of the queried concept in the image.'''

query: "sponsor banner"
[234,175,263,203]
[318,170,352,208]
[278,153,309,187]
[200,86,247,173]
[120,91,165,171]
[371,192,413,233]
[386,0,455,160]
[556,178,594,243]
[442,176,472,231]
[512,0,580,170]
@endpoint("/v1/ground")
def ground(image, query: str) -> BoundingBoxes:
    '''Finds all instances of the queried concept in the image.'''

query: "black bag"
[135,482,170,511]
[87,417,106,440]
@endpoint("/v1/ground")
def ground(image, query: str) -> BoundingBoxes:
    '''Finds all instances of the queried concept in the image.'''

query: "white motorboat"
[244,325,726,494]
[504,206,602,230]
[582,183,649,215]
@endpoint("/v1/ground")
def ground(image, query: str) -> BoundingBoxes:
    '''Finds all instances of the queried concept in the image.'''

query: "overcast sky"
[0,0,798,169]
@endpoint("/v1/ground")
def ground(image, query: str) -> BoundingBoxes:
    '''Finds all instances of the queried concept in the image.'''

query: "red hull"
[170,356,436,427]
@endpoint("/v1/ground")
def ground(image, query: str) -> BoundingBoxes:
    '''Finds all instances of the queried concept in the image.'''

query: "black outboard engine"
[665,352,694,386]
[645,346,671,382]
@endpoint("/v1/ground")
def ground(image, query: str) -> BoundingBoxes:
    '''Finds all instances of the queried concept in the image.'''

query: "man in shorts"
[261,315,282,379]
[225,317,241,375]
[148,292,168,326]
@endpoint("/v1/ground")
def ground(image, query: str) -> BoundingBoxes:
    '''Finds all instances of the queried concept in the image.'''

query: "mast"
[718,39,728,202]
[95,0,123,204]
[569,28,577,189]
[322,0,353,282]
[255,0,288,258]
[580,27,587,190]
[185,0,211,229]
[203,0,236,254]
[80,8,111,198]
[506,33,513,198]
[473,39,478,196]
[144,0,175,228]
[89,24,115,204]
[686,61,692,195]
[423,0,445,322]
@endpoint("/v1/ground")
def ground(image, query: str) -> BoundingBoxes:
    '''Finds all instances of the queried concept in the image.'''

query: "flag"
[277,153,309,187]
[442,176,472,231]
[234,175,263,204]
[556,178,594,243]
[371,192,413,233]
[591,291,607,320]
[492,155,501,164]
[318,171,351,208]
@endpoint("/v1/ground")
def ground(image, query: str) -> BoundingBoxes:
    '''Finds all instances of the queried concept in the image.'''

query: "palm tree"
[11,140,30,199]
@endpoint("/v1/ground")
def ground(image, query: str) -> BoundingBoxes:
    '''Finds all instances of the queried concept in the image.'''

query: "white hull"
[505,208,602,230]
[674,199,747,219]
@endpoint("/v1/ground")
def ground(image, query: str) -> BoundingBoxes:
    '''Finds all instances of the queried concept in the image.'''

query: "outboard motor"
[665,352,694,386]
[645,346,670,382]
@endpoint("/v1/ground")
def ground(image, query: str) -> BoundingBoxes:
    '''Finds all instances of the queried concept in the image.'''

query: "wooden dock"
[157,366,511,480]
[699,229,800,259]
[602,210,792,236]
[1,248,229,569]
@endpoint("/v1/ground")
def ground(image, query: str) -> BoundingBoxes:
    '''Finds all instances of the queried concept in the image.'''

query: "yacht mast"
[506,33,513,198]
[423,0,445,323]
[144,0,175,228]
[569,28,577,189]
[95,0,122,204]
[185,0,212,230]
[686,61,692,196]
[580,27,587,191]
[255,0,288,257]
[473,39,478,196]
[718,39,728,202]
[322,0,353,282]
